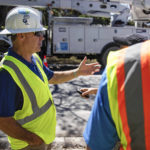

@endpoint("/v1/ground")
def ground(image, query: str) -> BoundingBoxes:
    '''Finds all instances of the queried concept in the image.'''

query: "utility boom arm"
[0,0,150,21]
[0,0,127,18]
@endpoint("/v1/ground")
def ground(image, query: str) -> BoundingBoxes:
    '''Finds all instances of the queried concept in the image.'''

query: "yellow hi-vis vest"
[1,53,56,150]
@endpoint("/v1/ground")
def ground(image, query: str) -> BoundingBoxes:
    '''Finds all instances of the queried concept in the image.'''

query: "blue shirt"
[0,48,54,117]
[83,68,119,150]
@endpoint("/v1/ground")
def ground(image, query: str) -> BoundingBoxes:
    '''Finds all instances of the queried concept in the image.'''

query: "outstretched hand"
[80,88,98,97]
[77,56,101,76]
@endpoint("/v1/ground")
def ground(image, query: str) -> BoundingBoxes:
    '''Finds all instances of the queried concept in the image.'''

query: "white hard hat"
[0,6,47,35]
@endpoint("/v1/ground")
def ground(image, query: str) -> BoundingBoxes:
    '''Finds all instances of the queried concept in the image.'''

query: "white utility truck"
[0,0,150,66]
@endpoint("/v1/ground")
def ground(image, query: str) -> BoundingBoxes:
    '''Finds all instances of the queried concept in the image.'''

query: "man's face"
[23,31,45,53]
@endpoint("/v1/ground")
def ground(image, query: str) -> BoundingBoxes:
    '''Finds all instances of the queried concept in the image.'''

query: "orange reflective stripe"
[116,49,131,150]
[120,146,124,150]
[140,41,150,150]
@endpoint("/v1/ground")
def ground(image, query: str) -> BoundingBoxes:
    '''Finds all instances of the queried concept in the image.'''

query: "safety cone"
[43,55,48,67]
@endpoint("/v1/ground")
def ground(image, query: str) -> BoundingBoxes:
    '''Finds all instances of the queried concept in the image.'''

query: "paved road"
[51,75,101,149]
[50,75,101,137]
[0,75,101,150]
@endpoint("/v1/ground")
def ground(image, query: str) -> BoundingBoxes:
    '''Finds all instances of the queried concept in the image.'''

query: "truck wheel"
[100,42,120,67]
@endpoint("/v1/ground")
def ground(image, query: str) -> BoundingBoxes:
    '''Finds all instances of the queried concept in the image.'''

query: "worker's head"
[113,34,148,48]
[0,6,46,53]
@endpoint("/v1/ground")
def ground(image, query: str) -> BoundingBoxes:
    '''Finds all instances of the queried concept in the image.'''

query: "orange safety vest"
[107,40,150,150]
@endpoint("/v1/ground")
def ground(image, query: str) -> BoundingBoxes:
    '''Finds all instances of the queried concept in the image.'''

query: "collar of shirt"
[8,47,35,67]
[7,47,44,81]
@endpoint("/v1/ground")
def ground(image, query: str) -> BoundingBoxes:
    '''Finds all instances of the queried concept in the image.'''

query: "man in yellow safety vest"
[0,6,100,150]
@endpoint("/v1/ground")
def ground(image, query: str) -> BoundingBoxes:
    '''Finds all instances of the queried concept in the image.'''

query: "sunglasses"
[34,31,45,37]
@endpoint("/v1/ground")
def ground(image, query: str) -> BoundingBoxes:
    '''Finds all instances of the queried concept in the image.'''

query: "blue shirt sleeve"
[0,69,17,117]
[43,63,54,81]
[83,68,119,150]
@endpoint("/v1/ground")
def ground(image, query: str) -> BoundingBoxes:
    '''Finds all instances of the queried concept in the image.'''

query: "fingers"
[80,88,88,92]
[78,57,101,76]
[87,63,101,70]
[81,88,98,95]
[89,64,101,68]
[80,57,100,68]
[82,91,90,97]
[82,93,89,98]
[80,88,89,96]
[94,64,101,68]
[77,89,89,98]
[91,65,101,74]
[89,62,100,65]
[80,56,87,65]
[80,88,90,96]
[92,69,101,74]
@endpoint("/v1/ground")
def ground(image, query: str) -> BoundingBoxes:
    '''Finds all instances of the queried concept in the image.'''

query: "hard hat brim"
[0,27,47,35]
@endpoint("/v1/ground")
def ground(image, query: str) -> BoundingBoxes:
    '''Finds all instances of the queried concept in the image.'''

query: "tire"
[100,42,120,67]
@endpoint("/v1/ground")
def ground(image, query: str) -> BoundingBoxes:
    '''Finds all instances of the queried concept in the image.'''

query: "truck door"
[69,25,85,53]
[53,25,69,54]
[85,26,100,53]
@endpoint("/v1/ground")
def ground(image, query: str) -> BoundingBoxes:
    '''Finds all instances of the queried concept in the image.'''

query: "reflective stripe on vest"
[33,53,43,68]
[107,41,150,150]
[3,60,52,125]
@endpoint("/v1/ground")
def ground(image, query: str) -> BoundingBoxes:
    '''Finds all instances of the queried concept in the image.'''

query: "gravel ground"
[50,75,101,150]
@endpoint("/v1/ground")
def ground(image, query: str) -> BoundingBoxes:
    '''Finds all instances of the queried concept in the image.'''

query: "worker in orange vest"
[82,34,150,150]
